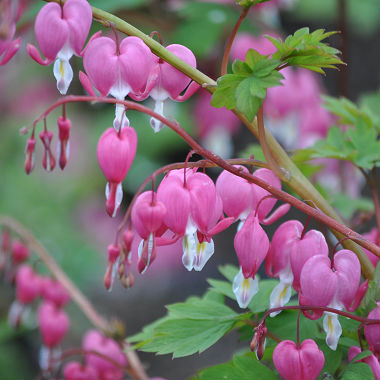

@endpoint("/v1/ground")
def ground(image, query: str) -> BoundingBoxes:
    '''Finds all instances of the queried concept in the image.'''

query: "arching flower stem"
[29,96,380,275]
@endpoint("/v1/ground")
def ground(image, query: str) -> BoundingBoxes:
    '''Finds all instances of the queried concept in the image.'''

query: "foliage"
[211,50,283,121]
[268,28,343,74]
[193,352,277,380]
[292,96,380,170]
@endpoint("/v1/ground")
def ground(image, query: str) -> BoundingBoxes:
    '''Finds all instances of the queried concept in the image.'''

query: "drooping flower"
[233,212,269,308]
[83,35,153,130]
[27,0,92,94]
[132,191,167,273]
[82,330,127,380]
[273,339,325,380]
[131,44,198,132]
[97,127,137,217]
[300,250,361,350]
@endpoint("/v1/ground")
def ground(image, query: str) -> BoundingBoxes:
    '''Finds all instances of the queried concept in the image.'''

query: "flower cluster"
[1,229,128,380]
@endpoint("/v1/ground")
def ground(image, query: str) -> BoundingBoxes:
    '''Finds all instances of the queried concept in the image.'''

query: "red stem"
[29,95,380,259]
[220,6,250,76]
[259,305,380,326]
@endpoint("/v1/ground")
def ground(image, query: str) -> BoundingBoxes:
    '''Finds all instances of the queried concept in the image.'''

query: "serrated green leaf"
[195,352,277,380]
[269,28,343,72]
[141,318,235,357]
[236,78,264,120]
[340,362,375,380]
[212,50,282,120]
[167,298,238,320]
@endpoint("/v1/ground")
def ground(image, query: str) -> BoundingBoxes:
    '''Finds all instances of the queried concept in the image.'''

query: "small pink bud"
[57,116,72,170]
[39,129,56,172]
[11,240,30,264]
[24,136,36,174]
[104,244,121,291]
[273,339,325,380]
[38,301,70,347]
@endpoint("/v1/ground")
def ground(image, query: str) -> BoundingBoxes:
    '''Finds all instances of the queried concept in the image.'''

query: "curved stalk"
[30,96,379,281]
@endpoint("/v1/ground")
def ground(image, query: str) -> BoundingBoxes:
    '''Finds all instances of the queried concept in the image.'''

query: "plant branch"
[259,305,380,327]
[30,96,379,281]
[220,6,250,76]
[42,0,376,278]
[0,215,149,380]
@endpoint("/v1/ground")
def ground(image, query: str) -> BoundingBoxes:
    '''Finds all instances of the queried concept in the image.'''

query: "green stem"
[44,0,375,279]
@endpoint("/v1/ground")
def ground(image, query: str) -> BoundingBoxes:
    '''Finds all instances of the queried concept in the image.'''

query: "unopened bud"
[250,325,267,360]
[24,137,36,174]
[39,130,56,172]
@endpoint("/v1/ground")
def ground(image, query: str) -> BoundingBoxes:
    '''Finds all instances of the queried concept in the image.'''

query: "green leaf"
[207,278,236,299]
[167,298,238,320]
[212,50,283,121]
[141,318,235,358]
[219,264,239,282]
[316,339,343,376]
[340,362,375,380]
[330,193,373,220]
[129,295,241,358]
[248,279,279,313]
[269,28,344,73]
[195,352,277,380]
[265,310,318,342]
[350,350,374,362]
[292,101,380,170]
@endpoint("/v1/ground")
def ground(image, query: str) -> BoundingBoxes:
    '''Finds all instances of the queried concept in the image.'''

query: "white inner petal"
[182,233,196,271]
[323,312,342,351]
[53,58,73,95]
[193,237,214,271]
[232,268,259,309]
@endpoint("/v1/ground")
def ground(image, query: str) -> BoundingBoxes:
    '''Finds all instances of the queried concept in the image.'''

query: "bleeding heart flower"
[38,301,70,347]
[82,330,127,380]
[364,303,380,359]
[273,339,325,380]
[233,212,269,308]
[27,0,92,94]
[97,126,137,217]
[300,250,361,350]
[63,361,99,380]
[135,44,198,133]
[83,35,153,130]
